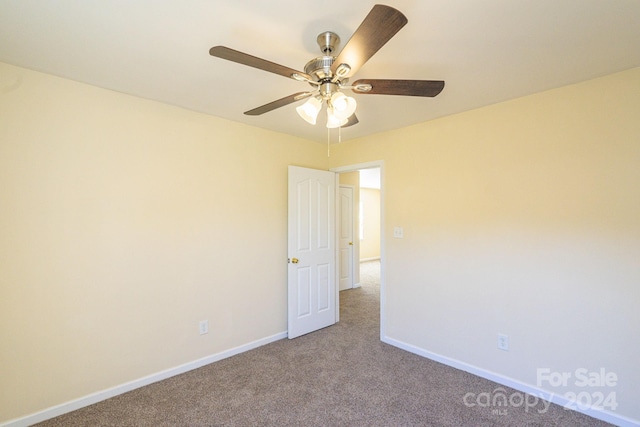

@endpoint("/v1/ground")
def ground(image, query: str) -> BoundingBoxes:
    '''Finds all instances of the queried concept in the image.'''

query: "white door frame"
[331,161,385,339]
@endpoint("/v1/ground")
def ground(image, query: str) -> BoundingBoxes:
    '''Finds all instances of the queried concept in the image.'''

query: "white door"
[339,186,354,290]
[288,166,336,339]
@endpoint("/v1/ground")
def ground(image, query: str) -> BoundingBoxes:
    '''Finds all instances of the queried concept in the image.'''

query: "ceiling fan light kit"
[328,92,357,125]
[326,107,349,129]
[209,4,444,133]
[295,97,322,125]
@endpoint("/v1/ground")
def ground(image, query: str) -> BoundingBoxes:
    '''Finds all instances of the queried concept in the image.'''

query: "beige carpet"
[36,261,610,426]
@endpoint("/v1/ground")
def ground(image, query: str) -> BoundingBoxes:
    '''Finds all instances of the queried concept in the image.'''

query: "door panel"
[317,263,330,311]
[288,166,336,339]
[296,180,311,250]
[296,267,311,316]
[339,186,354,290]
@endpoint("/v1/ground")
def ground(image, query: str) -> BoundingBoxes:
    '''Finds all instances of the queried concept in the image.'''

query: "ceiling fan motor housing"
[303,31,351,95]
[304,56,334,81]
[304,31,346,83]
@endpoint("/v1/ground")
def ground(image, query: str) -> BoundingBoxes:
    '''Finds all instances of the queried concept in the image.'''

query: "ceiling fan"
[209,4,444,129]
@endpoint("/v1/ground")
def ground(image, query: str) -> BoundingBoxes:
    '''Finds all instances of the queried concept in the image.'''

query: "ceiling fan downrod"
[317,31,340,55]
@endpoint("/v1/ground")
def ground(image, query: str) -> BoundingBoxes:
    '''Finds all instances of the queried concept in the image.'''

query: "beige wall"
[330,68,640,422]
[2,59,639,424]
[0,62,328,422]
[359,188,380,260]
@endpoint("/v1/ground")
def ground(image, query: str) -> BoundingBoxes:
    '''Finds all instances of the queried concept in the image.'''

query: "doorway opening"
[357,167,381,291]
[333,161,384,338]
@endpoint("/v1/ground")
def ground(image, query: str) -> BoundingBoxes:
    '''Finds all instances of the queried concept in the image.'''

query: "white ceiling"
[1,1,639,143]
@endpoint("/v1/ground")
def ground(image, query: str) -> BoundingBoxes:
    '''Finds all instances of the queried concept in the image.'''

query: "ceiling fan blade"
[331,5,407,77]
[352,79,445,97]
[244,92,314,116]
[210,46,312,81]
[342,114,359,128]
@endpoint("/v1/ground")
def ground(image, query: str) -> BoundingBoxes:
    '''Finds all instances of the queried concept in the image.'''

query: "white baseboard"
[8,332,635,427]
[360,257,380,262]
[381,335,639,427]
[2,331,288,427]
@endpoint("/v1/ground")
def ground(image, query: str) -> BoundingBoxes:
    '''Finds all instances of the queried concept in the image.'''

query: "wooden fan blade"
[210,46,311,81]
[353,79,445,97]
[244,92,314,116]
[342,114,359,128]
[331,5,407,77]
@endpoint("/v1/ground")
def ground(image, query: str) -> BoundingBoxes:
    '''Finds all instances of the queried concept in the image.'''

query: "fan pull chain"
[325,126,343,157]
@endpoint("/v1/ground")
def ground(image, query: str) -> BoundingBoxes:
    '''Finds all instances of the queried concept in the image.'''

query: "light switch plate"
[199,320,209,335]
[393,227,404,238]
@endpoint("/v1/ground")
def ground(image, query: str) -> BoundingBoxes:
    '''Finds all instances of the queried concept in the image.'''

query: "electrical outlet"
[393,226,404,238]
[199,320,209,335]
[497,334,509,351]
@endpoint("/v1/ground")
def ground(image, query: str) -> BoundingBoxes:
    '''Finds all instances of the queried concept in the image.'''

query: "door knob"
[349,242,353,245]
[291,258,299,264]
